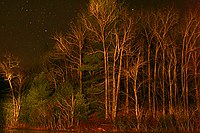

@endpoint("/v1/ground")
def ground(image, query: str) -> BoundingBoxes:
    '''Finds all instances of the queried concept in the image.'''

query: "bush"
[20,72,52,127]
[2,97,17,128]
[74,92,90,121]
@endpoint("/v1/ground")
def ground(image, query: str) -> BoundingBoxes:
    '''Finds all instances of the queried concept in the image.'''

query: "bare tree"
[145,12,161,117]
[143,17,154,112]
[111,9,135,120]
[81,0,119,119]
[167,46,176,114]
[180,11,200,116]
[124,48,130,116]
[127,50,145,129]
[146,7,178,116]
[53,20,86,94]
[172,45,178,108]
[0,53,23,126]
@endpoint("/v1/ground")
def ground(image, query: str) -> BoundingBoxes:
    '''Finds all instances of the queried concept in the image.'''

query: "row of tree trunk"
[53,0,200,126]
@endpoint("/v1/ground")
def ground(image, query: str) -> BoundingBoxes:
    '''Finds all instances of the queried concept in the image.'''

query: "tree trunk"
[112,50,124,120]
[147,43,151,112]
[173,48,178,108]
[71,92,75,126]
[168,60,173,114]
[133,75,139,129]
[153,46,159,118]
[104,49,109,119]
[8,79,18,126]
[79,53,83,94]
[162,47,166,116]
[112,46,117,120]
[125,51,129,115]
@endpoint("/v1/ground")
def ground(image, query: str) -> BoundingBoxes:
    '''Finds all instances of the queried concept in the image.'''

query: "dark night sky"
[0,0,87,66]
[0,0,199,67]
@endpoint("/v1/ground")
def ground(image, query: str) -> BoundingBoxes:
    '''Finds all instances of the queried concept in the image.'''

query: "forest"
[0,0,200,132]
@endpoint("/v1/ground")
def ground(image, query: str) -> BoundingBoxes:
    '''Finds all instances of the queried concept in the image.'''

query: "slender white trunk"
[153,46,159,118]
[168,60,173,114]
[104,49,109,119]
[125,51,129,115]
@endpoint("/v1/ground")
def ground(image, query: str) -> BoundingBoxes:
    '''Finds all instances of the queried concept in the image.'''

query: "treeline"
[0,0,199,131]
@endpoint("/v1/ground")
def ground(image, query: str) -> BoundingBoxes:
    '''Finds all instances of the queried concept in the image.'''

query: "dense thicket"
[0,0,199,131]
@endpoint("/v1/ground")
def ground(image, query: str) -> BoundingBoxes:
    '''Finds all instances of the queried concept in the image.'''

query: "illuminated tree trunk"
[147,42,151,112]
[112,49,123,120]
[107,52,111,114]
[144,28,152,112]
[129,51,144,129]
[181,42,186,113]
[112,42,117,120]
[125,50,129,115]
[167,45,177,114]
[173,48,178,107]
[168,57,173,114]
[101,28,109,119]
[133,77,139,129]
[133,68,140,129]
[79,47,83,94]
[104,48,109,119]
[153,46,159,118]
[8,78,18,125]
[71,91,75,126]
[162,46,166,116]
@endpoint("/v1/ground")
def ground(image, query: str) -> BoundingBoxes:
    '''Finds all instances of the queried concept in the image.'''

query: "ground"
[72,112,117,132]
